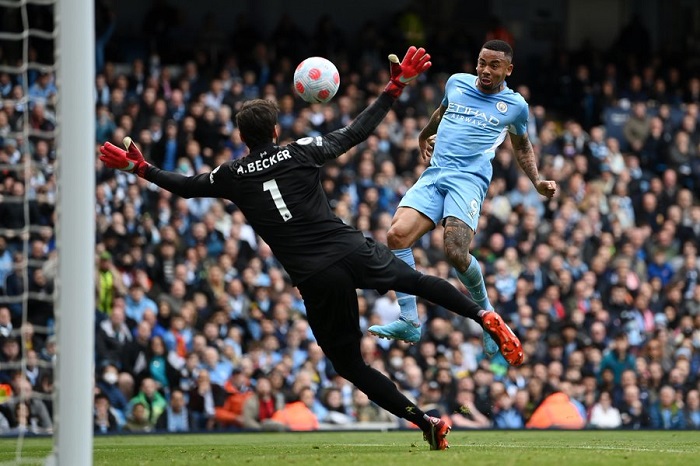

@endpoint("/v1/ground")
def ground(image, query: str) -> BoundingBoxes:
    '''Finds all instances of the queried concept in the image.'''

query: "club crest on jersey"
[496,101,508,114]
[296,136,323,146]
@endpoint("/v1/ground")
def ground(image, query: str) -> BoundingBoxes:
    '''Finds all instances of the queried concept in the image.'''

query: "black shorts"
[296,238,419,350]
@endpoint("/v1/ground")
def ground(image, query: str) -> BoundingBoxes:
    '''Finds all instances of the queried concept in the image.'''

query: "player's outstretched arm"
[303,46,431,165]
[99,138,228,199]
[509,132,557,198]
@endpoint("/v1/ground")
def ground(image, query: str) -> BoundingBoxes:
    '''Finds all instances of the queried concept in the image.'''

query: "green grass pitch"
[1,430,698,465]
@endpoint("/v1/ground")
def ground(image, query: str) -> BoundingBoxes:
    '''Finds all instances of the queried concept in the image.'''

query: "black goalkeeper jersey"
[144,92,396,285]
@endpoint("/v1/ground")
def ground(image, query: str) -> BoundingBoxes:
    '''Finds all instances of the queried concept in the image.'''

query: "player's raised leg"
[368,206,435,343]
[361,239,524,366]
[391,262,524,366]
[324,341,450,449]
[443,216,501,358]
[298,263,450,450]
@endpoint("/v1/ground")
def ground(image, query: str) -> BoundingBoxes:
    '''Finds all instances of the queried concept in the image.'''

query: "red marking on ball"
[333,72,339,84]
[308,68,322,80]
[295,81,305,94]
[296,61,304,72]
[317,89,330,100]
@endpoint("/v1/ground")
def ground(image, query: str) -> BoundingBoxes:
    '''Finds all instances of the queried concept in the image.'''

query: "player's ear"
[506,63,514,77]
[273,124,280,141]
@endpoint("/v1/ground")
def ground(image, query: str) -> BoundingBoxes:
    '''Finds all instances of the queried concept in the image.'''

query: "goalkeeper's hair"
[482,40,513,61]
[236,99,279,150]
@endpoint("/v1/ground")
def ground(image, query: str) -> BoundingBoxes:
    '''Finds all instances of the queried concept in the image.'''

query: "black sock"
[410,274,482,322]
[324,343,431,431]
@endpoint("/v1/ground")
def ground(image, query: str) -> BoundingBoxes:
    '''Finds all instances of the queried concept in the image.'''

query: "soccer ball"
[293,57,340,104]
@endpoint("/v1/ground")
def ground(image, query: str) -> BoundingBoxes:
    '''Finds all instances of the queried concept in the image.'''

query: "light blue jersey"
[434,73,529,180]
[399,73,529,230]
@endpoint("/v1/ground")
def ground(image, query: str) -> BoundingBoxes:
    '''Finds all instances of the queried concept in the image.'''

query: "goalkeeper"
[100,46,522,450]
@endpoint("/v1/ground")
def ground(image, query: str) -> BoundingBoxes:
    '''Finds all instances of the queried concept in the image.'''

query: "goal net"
[0,0,94,465]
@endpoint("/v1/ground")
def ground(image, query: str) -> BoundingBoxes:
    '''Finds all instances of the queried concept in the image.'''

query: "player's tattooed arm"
[419,105,445,140]
[510,132,540,185]
[418,105,446,161]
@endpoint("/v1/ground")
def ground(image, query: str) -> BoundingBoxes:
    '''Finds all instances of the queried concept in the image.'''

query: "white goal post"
[50,0,95,465]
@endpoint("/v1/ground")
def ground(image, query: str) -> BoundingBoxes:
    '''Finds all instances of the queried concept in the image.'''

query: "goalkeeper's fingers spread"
[419,58,432,73]
[100,142,123,158]
[98,152,115,168]
[101,141,119,153]
[401,45,417,63]
[417,51,431,68]
[409,48,429,68]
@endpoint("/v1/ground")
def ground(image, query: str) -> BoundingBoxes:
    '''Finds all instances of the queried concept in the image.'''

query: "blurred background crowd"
[1,0,700,434]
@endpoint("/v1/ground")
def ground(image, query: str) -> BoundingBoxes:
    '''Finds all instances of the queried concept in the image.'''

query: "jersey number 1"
[263,179,292,222]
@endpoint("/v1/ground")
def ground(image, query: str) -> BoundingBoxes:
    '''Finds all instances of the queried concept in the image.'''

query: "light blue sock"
[392,248,420,326]
[456,255,494,311]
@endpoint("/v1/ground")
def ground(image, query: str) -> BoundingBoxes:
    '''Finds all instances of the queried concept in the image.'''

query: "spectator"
[3,376,52,433]
[155,388,193,432]
[525,389,586,430]
[125,283,158,325]
[492,392,525,429]
[95,302,132,369]
[123,402,154,433]
[0,307,13,339]
[95,251,125,316]
[269,386,319,431]
[136,335,181,393]
[0,238,12,294]
[618,384,649,429]
[240,376,286,431]
[320,386,355,425]
[0,337,21,384]
[188,369,226,431]
[649,385,686,429]
[214,369,253,430]
[93,393,119,434]
[27,72,57,106]
[589,391,622,428]
[6,400,51,434]
[599,333,636,385]
[647,249,675,287]
[449,389,490,429]
[684,389,700,429]
[200,346,232,387]
[622,102,650,154]
[0,409,10,433]
[128,377,167,428]
[96,103,116,143]
[96,363,128,423]
[351,388,396,424]
[123,320,152,375]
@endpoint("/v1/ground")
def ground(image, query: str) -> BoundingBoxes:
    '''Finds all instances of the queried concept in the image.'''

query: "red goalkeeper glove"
[99,137,151,178]
[384,46,432,98]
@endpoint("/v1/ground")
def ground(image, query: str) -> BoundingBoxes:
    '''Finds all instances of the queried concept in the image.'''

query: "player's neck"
[476,80,505,94]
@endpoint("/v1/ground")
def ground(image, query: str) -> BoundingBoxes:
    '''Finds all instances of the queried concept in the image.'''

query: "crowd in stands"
[1,4,700,434]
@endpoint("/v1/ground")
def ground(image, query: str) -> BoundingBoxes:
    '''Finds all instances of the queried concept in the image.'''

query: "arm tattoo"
[511,134,539,185]
[419,106,444,139]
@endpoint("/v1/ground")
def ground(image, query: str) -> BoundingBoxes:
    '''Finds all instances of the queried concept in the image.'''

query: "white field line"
[333,443,694,453]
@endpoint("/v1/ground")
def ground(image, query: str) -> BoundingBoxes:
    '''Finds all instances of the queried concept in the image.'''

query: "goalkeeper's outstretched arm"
[99,137,228,199]
[299,46,431,166]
